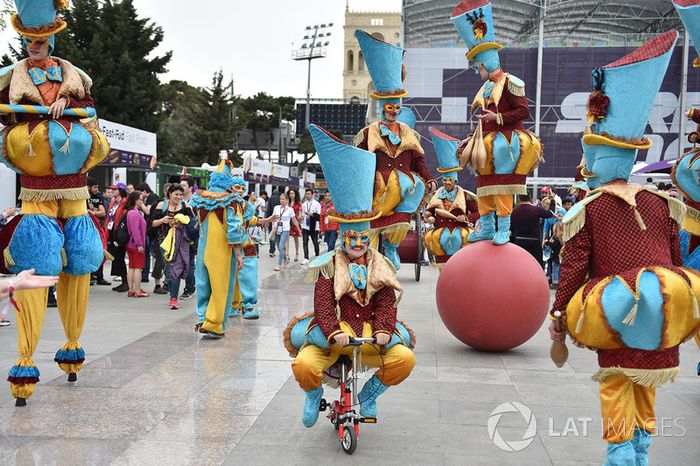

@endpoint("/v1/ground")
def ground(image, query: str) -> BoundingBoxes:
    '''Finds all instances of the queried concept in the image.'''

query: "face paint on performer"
[442,176,456,192]
[342,229,371,260]
[231,184,245,195]
[25,37,51,62]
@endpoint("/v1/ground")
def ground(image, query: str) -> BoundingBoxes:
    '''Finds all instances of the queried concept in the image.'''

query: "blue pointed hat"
[672,151,700,202]
[355,29,407,100]
[429,127,462,180]
[397,106,416,129]
[206,157,236,193]
[12,1,68,38]
[582,30,678,185]
[309,124,380,232]
[450,0,502,72]
[674,0,700,67]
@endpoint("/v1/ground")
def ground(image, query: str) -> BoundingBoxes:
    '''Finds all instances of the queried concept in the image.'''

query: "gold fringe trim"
[373,222,411,236]
[3,248,15,267]
[352,129,366,147]
[60,248,68,267]
[19,187,89,202]
[667,196,687,226]
[304,260,335,284]
[633,208,647,231]
[508,79,525,97]
[575,310,585,334]
[475,184,526,197]
[564,209,586,243]
[592,367,679,388]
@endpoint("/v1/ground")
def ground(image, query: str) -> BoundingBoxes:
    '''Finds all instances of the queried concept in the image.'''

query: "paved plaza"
[0,254,698,465]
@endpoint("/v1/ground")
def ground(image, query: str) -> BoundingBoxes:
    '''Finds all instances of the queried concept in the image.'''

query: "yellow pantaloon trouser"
[600,374,656,443]
[369,229,409,250]
[291,322,415,392]
[11,200,91,399]
[477,194,513,217]
[201,214,234,335]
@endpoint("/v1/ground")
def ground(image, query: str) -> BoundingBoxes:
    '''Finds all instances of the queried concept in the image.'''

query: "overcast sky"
[0,0,402,98]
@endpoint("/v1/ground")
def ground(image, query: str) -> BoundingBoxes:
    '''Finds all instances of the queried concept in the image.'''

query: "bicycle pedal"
[319,398,328,411]
[360,417,377,423]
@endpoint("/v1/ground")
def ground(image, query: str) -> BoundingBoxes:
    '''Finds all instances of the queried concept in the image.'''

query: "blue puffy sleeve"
[226,205,246,245]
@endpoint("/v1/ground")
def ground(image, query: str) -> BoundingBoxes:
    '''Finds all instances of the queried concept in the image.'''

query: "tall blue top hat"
[451,0,502,72]
[674,0,700,68]
[355,29,407,100]
[207,155,235,193]
[12,1,68,38]
[308,124,381,233]
[582,30,678,185]
[429,127,463,180]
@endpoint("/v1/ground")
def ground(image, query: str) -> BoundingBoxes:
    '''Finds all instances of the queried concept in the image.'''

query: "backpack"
[113,214,130,246]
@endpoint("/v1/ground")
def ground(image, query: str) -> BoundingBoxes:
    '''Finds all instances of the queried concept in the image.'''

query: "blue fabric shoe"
[243,308,260,320]
[383,241,401,271]
[228,309,239,318]
[358,375,389,418]
[631,429,652,466]
[696,360,699,376]
[604,440,636,466]
[492,214,511,246]
[468,212,495,242]
[302,387,324,428]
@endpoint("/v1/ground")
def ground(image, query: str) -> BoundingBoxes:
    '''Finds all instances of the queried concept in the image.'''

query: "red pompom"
[587,90,610,121]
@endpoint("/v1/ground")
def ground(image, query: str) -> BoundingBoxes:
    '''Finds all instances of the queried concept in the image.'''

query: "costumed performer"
[191,155,246,339]
[423,127,479,267]
[0,0,110,405]
[285,124,416,428]
[548,30,700,466]
[671,0,700,374]
[451,0,543,245]
[353,29,437,270]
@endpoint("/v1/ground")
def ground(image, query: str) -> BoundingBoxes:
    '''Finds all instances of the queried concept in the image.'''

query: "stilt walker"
[353,30,437,270]
[0,0,110,405]
[285,124,415,428]
[549,30,700,465]
[451,0,543,245]
[423,128,479,267]
[191,156,245,338]
[671,0,700,374]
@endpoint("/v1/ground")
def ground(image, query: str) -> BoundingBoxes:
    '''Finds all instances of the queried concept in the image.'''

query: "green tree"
[158,80,207,166]
[238,92,296,158]
[56,0,171,132]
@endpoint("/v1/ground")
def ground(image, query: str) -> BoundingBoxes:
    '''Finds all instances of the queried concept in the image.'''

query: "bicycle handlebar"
[346,337,376,346]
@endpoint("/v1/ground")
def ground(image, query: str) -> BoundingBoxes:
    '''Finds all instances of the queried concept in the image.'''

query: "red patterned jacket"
[310,248,402,341]
[552,184,684,370]
[355,122,434,229]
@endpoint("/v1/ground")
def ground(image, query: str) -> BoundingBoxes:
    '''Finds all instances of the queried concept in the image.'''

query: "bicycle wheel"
[341,424,357,455]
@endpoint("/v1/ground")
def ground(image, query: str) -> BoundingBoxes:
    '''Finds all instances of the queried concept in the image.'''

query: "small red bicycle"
[318,336,377,455]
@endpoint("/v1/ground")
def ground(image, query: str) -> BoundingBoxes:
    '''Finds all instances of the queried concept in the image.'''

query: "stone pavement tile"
[45,366,145,388]
[445,453,552,466]
[436,349,507,369]
[334,447,444,466]
[514,382,599,408]
[438,366,513,384]
[45,409,168,440]
[439,399,533,428]
[0,435,34,462]
[183,385,280,417]
[507,368,589,385]
[0,405,68,437]
[501,353,576,372]
[143,409,257,442]
[438,380,522,403]
[223,444,340,466]
[441,426,552,464]
[5,437,134,466]
[113,439,237,466]
[647,434,700,464]
[539,434,605,465]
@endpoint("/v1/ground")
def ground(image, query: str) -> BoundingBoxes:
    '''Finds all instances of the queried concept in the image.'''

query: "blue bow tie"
[482,81,495,100]
[348,263,367,291]
[379,124,402,146]
[28,65,63,86]
[438,188,458,202]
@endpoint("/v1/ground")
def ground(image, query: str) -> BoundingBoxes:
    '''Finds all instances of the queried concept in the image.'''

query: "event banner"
[404,45,700,183]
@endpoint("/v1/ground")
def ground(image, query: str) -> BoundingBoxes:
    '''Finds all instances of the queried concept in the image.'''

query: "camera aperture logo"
[488,401,537,452]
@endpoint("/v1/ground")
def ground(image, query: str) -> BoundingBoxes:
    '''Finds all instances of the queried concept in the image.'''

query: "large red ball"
[436,241,550,351]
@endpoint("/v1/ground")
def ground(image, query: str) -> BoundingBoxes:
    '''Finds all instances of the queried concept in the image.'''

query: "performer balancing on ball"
[451,0,543,245]
[284,124,416,428]
[549,30,700,466]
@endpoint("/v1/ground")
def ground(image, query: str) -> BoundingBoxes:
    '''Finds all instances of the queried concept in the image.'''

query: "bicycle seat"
[335,355,352,367]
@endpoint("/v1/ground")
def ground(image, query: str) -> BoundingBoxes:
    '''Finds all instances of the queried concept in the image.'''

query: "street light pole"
[293,23,333,133]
